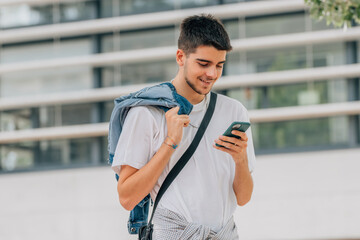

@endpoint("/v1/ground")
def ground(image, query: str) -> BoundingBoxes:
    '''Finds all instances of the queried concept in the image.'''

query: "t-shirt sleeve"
[111,106,159,175]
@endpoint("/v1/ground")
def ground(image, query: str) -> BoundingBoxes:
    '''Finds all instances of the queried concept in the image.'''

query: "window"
[102,60,177,87]
[227,78,348,110]
[245,13,306,38]
[0,103,97,132]
[59,1,96,23]
[226,42,345,76]
[0,5,52,29]
[0,39,93,98]
[0,109,32,132]
[61,104,94,126]
[0,1,97,29]
[104,101,114,123]
[101,27,175,52]
[101,0,175,17]
[0,138,99,172]
[252,116,350,152]
[177,0,218,9]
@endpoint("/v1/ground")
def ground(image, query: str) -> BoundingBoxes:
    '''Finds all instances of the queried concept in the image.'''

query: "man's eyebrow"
[196,58,226,64]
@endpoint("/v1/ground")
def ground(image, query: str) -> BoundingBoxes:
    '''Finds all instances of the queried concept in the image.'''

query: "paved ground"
[0,148,359,240]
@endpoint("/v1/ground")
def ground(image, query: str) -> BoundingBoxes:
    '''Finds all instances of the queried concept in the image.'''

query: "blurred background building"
[0,0,359,239]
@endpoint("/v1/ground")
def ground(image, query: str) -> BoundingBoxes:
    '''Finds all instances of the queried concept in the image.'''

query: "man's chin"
[196,87,211,96]
[185,77,213,95]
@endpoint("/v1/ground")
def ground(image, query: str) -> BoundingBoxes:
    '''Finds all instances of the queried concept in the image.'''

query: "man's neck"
[172,75,205,105]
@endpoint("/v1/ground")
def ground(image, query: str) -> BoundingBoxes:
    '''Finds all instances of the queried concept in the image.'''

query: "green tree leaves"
[305,0,360,28]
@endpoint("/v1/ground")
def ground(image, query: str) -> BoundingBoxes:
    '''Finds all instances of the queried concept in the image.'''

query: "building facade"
[0,0,359,172]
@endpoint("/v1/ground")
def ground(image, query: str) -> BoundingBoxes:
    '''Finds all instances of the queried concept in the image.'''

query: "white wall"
[1,148,360,240]
[237,148,360,239]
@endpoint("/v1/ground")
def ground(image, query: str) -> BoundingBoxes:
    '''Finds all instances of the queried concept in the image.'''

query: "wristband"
[163,142,178,149]
[164,136,178,149]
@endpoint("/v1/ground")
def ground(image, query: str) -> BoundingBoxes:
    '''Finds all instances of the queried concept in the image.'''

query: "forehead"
[188,45,227,62]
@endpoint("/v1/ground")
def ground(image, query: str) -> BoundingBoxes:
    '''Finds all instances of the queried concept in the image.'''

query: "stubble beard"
[185,76,207,96]
[184,65,211,96]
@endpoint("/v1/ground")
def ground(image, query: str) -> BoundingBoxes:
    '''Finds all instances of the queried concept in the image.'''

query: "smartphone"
[216,121,251,147]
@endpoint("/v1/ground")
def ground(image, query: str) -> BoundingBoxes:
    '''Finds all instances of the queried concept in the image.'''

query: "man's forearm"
[117,143,175,210]
[232,155,253,206]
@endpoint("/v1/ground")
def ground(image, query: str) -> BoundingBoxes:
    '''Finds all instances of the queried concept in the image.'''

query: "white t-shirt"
[112,93,256,232]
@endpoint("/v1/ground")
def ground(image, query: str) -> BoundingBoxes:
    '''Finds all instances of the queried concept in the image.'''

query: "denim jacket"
[108,82,193,234]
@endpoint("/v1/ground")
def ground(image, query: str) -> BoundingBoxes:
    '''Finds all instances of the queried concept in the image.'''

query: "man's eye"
[198,63,208,67]
[216,65,223,69]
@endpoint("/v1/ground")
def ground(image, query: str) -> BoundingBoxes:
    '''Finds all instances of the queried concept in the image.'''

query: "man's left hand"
[213,130,248,164]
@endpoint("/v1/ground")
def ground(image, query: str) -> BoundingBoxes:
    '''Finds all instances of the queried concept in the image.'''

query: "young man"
[112,14,255,239]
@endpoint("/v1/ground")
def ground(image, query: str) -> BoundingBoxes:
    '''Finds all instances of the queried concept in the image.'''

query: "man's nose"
[206,66,217,79]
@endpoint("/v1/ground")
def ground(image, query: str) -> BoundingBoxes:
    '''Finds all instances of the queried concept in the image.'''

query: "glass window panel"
[104,101,114,122]
[69,138,94,164]
[252,116,350,152]
[101,0,176,17]
[100,0,113,18]
[223,0,249,3]
[224,19,241,40]
[102,59,177,87]
[61,104,93,126]
[0,109,33,132]
[39,106,58,128]
[265,79,348,108]
[310,15,336,31]
[226,87,259,110]
[0,1,96,28]
[101,136,109,164]
[0,5,52,29]
[1,66,92,98]
[119,28,175,50]
[1,145,34,171]
[60,1,96,22]
[101,34,115,53]
[1,39,92,64]
[227,79,348,110]
[102,66,121,87]
[358,41,360,63]
[246,13,306,38]
[178,0,218,9]
[312,43,346,67]
[102,27,175,52]
[246,46,307,74]
[0,103,96,132]
[0,138,96,172]
[358,114,360,145]
[228,43,346,75]
[120,60,177,85]
[0,39,93,98]
[226,51,247,75]
[120,0,175,15]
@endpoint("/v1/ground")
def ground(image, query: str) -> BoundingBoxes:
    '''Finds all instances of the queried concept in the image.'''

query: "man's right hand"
[165,106,190,145]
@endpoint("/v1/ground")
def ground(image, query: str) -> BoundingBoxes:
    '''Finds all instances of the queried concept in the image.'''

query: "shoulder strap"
[148,92,217,224]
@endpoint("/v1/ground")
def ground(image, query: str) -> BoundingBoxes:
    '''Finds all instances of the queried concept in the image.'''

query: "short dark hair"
[178,14,232,55]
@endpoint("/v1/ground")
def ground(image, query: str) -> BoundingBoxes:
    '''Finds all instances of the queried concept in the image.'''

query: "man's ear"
[176,49,186,66]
